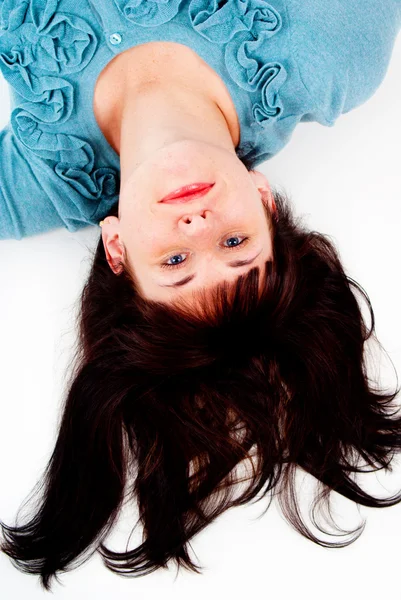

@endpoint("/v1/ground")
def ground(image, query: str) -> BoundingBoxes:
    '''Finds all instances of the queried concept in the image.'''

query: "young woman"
[1,0,401,591]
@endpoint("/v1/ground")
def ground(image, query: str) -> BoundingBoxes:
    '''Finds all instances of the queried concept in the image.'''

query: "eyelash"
[161,236,250,270]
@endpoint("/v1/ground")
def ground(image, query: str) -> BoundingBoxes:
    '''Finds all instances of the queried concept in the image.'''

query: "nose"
[178,209,212,236]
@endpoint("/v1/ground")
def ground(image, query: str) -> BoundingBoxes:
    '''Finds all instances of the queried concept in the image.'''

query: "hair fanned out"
[2,189,401,590]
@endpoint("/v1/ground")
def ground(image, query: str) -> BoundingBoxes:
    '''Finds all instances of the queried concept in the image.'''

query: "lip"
[159,183,215,203]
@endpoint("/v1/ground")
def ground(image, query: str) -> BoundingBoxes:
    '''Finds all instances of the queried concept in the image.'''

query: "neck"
[112,67,240,193]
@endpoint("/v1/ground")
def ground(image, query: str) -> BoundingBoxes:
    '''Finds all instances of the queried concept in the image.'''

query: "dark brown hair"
[2,187,401,591]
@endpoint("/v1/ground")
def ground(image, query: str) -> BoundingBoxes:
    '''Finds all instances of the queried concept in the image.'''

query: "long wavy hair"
[1,186,401,591]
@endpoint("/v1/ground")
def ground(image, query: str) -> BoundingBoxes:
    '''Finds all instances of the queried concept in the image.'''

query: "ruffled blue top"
[1,0,400,239]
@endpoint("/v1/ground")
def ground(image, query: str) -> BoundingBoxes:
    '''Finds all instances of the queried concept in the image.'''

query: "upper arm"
[0,124,66,241]
[287,0,401,125]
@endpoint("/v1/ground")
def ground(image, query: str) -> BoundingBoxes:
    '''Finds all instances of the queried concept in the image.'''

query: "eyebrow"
[159,250,262,288]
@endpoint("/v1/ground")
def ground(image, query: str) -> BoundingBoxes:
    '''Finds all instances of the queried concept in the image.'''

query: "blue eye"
[160,236,250,270]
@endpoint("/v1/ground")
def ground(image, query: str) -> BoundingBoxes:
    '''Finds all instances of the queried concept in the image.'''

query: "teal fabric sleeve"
[287,0,401,126]
[0,123,66,240]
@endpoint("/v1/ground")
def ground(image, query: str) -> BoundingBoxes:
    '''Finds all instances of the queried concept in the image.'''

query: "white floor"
[1,32,400,600]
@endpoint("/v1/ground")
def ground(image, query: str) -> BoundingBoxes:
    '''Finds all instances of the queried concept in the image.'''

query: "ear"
[100,216,125,275]
[250,169,276,213]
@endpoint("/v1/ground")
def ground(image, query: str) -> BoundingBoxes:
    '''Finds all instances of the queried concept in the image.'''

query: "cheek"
[125,212,165,255]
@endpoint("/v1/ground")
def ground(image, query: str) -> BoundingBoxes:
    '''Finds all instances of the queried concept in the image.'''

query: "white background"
[0,31,400,600]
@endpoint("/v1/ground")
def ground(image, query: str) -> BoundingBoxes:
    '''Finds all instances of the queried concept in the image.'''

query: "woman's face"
[102,141,275,304]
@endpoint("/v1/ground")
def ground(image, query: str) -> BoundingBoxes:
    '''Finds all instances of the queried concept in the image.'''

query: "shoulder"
[286,0,401,123]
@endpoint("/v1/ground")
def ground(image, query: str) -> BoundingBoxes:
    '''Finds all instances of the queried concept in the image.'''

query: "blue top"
[1,0,400,240]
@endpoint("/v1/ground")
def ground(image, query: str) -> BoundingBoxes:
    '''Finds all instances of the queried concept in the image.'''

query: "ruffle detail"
[0,0,119,218]
[226,50,287,128]
[10,109,118,200]
[188,0,287,129]
[188,0,282,43]
[0,0,98,74]
[113,0,184,27]
[115,0,288,131]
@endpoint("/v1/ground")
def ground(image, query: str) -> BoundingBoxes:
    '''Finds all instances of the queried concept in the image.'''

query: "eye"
[160,236,250,270]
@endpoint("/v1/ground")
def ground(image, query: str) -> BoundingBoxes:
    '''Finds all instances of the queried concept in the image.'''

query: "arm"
[0,123,66,241]
[288,0,401,127]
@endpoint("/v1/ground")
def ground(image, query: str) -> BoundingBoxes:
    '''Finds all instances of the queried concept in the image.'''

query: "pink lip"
[159,183,215,203]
